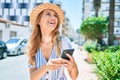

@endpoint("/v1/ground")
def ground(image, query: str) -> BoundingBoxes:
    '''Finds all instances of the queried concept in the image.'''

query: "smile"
[48,21,55,24]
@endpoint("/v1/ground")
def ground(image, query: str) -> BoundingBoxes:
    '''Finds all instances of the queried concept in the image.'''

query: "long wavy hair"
[28,11,62,66]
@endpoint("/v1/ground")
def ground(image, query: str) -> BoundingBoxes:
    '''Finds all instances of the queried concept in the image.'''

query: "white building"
[0,18,31,41]
[0,0,55,41]
[83,0,120,37]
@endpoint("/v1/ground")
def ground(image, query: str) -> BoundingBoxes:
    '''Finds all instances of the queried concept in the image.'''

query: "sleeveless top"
[29,36,72,80]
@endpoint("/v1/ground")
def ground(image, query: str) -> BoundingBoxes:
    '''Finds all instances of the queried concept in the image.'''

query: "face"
[39,9,59,33]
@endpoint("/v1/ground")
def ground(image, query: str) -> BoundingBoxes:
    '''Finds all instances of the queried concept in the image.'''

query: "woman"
[28,3,78,80]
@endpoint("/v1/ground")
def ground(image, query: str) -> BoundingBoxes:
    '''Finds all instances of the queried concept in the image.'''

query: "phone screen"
[61,49,74,60]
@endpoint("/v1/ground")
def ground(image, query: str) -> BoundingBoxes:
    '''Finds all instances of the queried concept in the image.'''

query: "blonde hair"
[28,11,61,66]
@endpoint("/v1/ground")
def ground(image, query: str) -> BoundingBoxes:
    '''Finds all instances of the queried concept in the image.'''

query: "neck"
[41,35,53,44]
[41,29,53,44]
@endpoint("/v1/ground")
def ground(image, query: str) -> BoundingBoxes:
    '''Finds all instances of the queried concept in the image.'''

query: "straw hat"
[30,3,64,27]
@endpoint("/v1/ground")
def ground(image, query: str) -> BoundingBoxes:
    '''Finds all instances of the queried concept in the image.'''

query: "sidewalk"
[65,42,98,80]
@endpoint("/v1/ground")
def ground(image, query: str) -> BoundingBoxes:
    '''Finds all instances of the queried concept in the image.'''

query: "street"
[0,55,30,80]
[0,42,98,80]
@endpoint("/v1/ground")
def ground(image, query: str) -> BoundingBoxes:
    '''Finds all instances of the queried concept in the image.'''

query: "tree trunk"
[93,0,101,17]
[95,8,99,17]
[108,0,115,46]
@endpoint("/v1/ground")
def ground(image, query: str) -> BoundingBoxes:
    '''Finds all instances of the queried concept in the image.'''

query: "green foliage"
[104,46,120,53]
[93,48,120,80]
[84,40,97,53]
[80,16,108,39]
[96,45,120,52]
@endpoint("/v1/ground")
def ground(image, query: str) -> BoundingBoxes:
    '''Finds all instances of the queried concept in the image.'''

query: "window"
[0,9,2,15]
[116,30,119,33]
[119,6,120,9]
[24,0,29,3]
[86,0,89,3]
[6,38,20,44]
[115,6,120,10]
[91,4,94,10]
[18,0,23,3]
[22,9,27,15]
[20,39,28,45]
[8,16,18,21]
[106,0,110,2]
[17,3,29,9]
[0,42,3,46]
[1,0,5,3]
[106,7,109,10]
[10,9,14,15]
[16,9,20,15]
[36,0,42,3]
[12,0,16,3]
[118,21,120,26]
[6,0,11,3]
[3,3,13,8]
[0,30,2,40]
[116,0,120,2]
[10,31,17,38]
[4,9,9,15]
[23,16,29,21]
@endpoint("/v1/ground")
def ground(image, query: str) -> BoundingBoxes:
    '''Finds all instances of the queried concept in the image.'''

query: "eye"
[46,12,50,16]
[54,14,57,18]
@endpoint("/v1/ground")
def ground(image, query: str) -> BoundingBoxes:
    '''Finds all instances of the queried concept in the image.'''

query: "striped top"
[30,36,72,80]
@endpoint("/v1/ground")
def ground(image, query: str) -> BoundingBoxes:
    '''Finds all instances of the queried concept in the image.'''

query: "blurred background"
[0,0,120,80]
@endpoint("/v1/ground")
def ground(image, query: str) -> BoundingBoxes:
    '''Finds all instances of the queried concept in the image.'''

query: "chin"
[50,26,56,29]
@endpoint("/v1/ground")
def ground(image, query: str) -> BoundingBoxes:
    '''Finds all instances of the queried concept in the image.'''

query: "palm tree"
[93,0,101,17]
[93,0,103,45]
[108,0,115,45]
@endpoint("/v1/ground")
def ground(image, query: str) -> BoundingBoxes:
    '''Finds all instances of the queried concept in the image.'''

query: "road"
[0,54,30,80]
[0,42,98,80]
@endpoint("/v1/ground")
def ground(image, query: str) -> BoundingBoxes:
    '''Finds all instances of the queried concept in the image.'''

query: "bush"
[84,40,97,53]
[104,46,120,52]
[93,49,120,80]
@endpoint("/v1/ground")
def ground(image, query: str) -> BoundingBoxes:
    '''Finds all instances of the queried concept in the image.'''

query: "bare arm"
[30,64,48,80]
[30,59,63,80]
[62,54,79,80]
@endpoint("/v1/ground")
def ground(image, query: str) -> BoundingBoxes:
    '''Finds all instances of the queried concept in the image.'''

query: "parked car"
[0,41,8,59]
[6,38,28,55]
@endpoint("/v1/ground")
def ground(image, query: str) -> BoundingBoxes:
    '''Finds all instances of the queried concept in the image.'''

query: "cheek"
[39,17,46,26]
[56,19,59,25]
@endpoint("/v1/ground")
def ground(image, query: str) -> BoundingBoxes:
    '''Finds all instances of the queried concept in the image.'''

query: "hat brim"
[30,3,64,28]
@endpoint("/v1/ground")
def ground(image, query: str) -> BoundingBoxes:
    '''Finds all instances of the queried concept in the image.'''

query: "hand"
[46,59,62,71]
[61,54,78,80]
[62,54,77,70]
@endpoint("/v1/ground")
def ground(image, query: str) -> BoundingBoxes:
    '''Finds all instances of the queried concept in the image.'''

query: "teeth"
[49,22,54,24]
[50,22,53,24]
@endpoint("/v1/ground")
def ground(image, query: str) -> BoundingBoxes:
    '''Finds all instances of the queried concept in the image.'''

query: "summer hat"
[30,3,64,27]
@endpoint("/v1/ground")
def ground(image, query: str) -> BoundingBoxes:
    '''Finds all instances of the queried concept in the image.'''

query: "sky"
[56,0,83,31]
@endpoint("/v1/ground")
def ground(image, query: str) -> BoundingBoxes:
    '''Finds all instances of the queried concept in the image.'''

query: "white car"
[6,38,28,55]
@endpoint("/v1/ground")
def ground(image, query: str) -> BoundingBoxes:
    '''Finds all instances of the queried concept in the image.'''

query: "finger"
[51,67,60,70]
[51,59,62,64]
[61,59,73,66]
[66,54,74,62]
[63,64,73,70]
[50,65,61,70]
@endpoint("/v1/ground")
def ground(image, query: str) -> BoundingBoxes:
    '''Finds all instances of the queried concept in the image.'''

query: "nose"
[50,16,56,19]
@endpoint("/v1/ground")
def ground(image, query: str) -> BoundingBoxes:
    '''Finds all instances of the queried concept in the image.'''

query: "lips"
[47,21,56,27]
[48,21,55,24]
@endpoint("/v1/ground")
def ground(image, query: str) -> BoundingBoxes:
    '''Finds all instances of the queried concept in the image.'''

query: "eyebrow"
[44,10,57,15]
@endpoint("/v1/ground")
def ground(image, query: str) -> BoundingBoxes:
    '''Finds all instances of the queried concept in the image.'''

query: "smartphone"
[61,49,74,60]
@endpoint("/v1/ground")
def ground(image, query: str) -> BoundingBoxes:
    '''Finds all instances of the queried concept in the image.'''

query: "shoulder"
[60,36,72,49]
[60,36,71,43]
